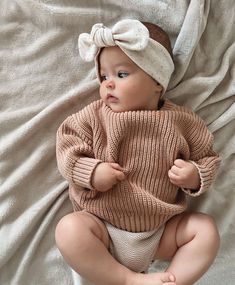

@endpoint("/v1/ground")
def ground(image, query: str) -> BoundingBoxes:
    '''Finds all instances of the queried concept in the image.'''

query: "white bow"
[78,19,149,61]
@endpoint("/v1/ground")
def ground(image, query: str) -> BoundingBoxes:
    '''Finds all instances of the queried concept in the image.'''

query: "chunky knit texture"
[56,99,221,232]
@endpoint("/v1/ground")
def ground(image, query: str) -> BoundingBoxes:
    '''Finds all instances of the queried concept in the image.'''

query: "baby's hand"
[92,162,125,192]
[168,159,200,190]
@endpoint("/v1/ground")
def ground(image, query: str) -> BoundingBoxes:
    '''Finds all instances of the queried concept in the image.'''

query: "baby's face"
[99,46,162,112]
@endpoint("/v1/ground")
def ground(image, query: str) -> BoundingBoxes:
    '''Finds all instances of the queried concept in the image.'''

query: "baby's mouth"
[107,94,119,103]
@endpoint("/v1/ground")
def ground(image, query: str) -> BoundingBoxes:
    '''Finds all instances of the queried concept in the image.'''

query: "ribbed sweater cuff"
[72,157,102,190]
[182,161,212,197]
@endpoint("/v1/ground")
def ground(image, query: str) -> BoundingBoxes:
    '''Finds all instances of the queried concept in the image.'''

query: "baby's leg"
[155,212,220,285]
[55,211,176,285]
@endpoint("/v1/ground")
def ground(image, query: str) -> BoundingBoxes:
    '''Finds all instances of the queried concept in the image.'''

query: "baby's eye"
[118,71,129,78]
[100,75,108,81]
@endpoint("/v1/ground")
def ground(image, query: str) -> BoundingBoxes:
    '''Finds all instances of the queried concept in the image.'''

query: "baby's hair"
[142,22,173,58]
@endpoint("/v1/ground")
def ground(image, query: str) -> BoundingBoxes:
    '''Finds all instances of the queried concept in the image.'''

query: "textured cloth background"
[0,0,234,284]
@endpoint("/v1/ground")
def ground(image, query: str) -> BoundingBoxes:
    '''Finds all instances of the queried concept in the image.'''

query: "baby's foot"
[128,271,176,285]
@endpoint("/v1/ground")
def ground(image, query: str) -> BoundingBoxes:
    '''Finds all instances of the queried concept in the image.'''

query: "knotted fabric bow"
[78,19,174,93]
[78,19,149,62]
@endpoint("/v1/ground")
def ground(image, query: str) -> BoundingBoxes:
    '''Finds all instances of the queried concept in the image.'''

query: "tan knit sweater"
[56,99,220,232]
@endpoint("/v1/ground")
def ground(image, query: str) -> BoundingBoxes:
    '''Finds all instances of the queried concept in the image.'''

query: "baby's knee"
[55,212,87,249]
[195,213,218,232]
[204,214,220,241]
[192,213,220,248]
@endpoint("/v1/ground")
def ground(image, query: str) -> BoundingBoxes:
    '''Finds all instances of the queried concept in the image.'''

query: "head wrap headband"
[78,19,174,93]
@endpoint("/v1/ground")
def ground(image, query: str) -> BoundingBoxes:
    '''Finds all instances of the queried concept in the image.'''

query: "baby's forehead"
[100,61,134,71]
[99,47,137,69]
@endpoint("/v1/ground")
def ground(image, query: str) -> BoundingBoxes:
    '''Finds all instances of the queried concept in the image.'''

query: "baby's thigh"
[154,213,186,260]
[80,211,110,248]
[154,212,217,261]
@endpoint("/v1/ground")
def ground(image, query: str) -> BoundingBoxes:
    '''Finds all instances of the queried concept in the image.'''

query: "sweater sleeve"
[181,111,221,197]
[56,109,101,190]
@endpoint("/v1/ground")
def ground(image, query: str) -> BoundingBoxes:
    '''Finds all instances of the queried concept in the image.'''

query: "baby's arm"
[168,108,221,195]
[92,162,125,192]
[56,110,125,192]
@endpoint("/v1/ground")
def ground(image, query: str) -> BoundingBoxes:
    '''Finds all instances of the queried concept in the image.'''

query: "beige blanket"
[0,0,234,284]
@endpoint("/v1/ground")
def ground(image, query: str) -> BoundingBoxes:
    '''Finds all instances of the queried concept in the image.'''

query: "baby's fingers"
[168,169,177,180]
[170,165,181,176]
[110,163,124,171]
[168,170,182,186]
[116,171,126,181]
[173,159,187,168]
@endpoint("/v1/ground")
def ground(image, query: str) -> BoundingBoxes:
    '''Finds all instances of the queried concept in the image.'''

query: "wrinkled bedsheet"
[0,0,234,284]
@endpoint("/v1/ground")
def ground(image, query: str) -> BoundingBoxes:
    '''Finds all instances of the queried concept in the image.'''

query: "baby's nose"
[105,79,115,89]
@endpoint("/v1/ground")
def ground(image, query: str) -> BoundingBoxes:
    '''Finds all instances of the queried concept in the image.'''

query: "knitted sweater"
[56,99,220,232]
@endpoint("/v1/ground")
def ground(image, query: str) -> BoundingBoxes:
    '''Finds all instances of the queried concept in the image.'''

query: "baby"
[56,19,221,285]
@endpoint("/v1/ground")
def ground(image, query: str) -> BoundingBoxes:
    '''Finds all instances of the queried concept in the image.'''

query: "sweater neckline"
[102,99,174,116]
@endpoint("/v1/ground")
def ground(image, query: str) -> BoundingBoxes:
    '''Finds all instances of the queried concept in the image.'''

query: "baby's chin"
[109,106,134,113]
[106,103,128,113]
[105,101,147,113]
[108,104,151,113]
